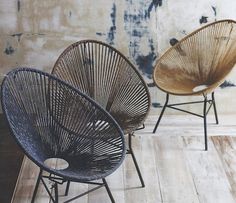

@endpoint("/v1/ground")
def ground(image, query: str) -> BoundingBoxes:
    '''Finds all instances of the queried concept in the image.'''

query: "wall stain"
[146,0,162,19]
[152,102,161,108]
[136,39,157,78]
[124,0,158,78]
[17,0,21,12]
[212,6,217,16]
[169,38,179,46]
[147,82,155,87]
[11,33,23,42]
[220,80,236,88]
[96,32,106,36]
[4,44,15,55]
[200,16,208,24]
[107,3,116,45]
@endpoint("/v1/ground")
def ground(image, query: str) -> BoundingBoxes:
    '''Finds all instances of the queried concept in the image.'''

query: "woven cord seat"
[51,39,151,187]
[153,19,236,150]
[1,68,125,203]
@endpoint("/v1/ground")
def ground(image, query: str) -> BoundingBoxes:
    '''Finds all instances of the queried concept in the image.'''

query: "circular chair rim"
[153,19,236,96]
[1,67,126,182]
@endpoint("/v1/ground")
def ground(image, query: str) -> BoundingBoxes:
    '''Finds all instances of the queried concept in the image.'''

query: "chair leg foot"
[31,169,43,203]
[103,178,115,203]
[212,92,219,125]
[65,181,70,196]
[128,134,145,187]
[153,93,169,133]
[203,96,208,151]
[54,183,59,203]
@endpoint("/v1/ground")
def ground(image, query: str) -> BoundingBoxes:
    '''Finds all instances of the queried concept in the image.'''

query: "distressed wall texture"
[1,0,236,114]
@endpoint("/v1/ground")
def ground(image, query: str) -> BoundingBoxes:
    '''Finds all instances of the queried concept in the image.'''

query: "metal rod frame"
[153,92,219,151]
[31,170,115,203]
[126,133,145,187]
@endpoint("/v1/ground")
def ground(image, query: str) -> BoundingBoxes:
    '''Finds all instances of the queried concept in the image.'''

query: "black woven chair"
[51,39,151,187]
[1,68,126,203]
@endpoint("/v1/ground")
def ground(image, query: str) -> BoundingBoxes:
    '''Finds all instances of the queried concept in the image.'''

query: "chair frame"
[52,39,151,187]
[1,68,126,203]
[153,92,218,150]
[152,19,236,150]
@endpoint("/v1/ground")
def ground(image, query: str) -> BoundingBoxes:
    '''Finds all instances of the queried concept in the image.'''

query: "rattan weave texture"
[153,19,236,96]
[52,40,151,134]
[1,68,125,182]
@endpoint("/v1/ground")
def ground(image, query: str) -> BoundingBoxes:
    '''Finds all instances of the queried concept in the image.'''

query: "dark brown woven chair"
[153,19,236,150]
[51,40,151,187]
[1,68,126,203]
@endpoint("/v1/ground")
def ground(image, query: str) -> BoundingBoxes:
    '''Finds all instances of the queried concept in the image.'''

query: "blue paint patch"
[199,16,208,24]
[169,38,179,46]
[107,3,116,45]
[147,82,155,87]
[136,52,156,78]
[146,0,162,19]
[11,33,23,42]
[96,32,106,36]
[132,30,143,37]
[135,39,157,78]
[4,44,15,55]
[152,102,161,108]
[212,6,217,16]
[124,1,158,78]
[220,80,236,88]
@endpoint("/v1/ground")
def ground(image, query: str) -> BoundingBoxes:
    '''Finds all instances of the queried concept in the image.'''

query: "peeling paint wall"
[1,0,236,115]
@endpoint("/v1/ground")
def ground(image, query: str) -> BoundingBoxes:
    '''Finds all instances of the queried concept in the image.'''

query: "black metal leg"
[211,92,219,124]
[65,181,70,196]
[203,96,208,151]
[54,183,59,203]
[102,178,115,203]
[153,93,169,133]
[31,169,43,203]
[128,134,145,187]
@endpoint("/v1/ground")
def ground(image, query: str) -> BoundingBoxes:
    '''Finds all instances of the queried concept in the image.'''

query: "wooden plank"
[154,136,199,203]
[12,157,50,203]
[212,136,236,201]
[183,136,236,203]
[123,135,147,203]
[140,135,162,203]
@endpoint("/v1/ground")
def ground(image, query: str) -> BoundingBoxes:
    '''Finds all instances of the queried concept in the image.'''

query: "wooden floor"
[12,114,236,203]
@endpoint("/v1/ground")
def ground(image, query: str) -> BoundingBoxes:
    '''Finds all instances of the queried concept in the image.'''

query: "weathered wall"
[1,0,236,115]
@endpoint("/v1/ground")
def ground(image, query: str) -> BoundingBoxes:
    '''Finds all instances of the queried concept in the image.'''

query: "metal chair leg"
[211,92,219,124]
[203,96,208,151]
[153,93,169,133]
[54,183,59,203]
[128,134,145,187]
[102,178,115,203]
[31,169,43,203]
[65,181,70,196]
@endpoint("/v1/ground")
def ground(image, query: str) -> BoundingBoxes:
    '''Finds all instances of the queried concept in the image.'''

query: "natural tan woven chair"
[153,19,236,150]
[51,40,151,187]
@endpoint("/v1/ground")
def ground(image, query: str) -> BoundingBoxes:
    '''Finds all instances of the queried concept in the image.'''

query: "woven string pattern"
[1,68,125,182]
[52,40,151,134]
[153,19,236,96]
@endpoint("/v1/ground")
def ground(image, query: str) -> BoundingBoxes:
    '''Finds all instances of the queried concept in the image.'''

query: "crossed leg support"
[31,169,115,203]
[153,92,219,151]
